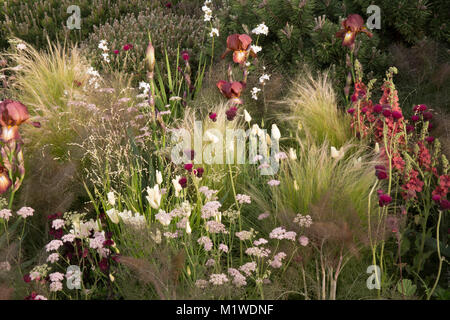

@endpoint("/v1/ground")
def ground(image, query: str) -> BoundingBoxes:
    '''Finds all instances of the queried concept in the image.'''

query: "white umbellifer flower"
[45,240,63,252]
[146,184,162,209]
[251,45,262,54]
[156,170,163,185]
[52,219,65,230]
[17,207,34,219]
[106,208,120,224]
[107,191,116,206]
[202,4,212,21]
[330,146,345,160]
[252,23,269,35]
[47,253,59,263]
[16,43,26,50]
[259,73,270,84]
[169,96,182,101]
[98,40,108,51]
[210,28,219,37]
[0,209,12,221]
[139,81,150,95]
[271,124,281,140]
[244,109,252,123]
[251,87,261,100]
[87,67,100,78]
[102,53,110,63]
[289,147,297,160]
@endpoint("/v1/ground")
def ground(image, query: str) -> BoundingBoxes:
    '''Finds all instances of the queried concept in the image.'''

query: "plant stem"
[427,210,444,300]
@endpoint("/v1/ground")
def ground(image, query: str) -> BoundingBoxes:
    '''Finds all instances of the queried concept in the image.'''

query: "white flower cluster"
[210,28,219,37]
[293,214,313,228]
[252,23,269,35]
[87,67,101,89]
[259,73,271,85]
[98,40,110,63]
[139,81,151,96]
[202,1,213,22]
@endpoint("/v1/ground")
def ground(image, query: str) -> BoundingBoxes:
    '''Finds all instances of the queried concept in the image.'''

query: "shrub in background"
[0,0,204,51]
[80,10,207,82]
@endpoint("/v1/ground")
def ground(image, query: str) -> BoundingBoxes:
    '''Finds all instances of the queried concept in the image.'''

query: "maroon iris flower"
[335,14,373,49]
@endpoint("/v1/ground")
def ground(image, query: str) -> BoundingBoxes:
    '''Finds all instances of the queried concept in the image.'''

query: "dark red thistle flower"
[103,239,114,247]
[375,165,388,180]
[432,195,441,202]
[392,110,402,120]
[184,163,193,172]
[48,212,63,220]
[24,292,37,300]
[165,2,172,8]
[221,34,255,64]
[181,50,190,61]
[406,125,415,133]
[49,228,63,239]
[123,44,132,51]
[23,274,31,283]
[179,176,188,188]
[225,106,238,121]
[425,136,435,143]
[382,109,392,118]
[209,112,217,122]
[347,108,355,115]
[423,111,433,121]
[440,199,450,210]
[99,258,109,272]
[428,123,433,130]
[378,193,392,207]
[361,107,368,113]
[99,211,107,222]
[195,167,204,178]
[374,104,383,113]
[413,104,428,112]
[411,115,419,122]
[335,14,373,49]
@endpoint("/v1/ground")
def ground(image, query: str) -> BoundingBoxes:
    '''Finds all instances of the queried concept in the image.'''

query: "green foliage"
[0,0,204,51]
[397,279,417,297]
[352,0,450,45]
[80,9,207,82]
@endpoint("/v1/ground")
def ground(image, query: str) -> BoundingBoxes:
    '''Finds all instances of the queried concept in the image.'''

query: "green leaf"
[397,279,417,296]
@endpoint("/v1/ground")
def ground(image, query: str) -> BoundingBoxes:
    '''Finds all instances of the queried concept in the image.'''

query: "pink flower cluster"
[269,227,296,241]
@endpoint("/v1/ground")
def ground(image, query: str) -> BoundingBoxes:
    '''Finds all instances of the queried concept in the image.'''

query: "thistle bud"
[146,42,156,72]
